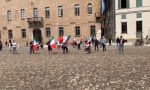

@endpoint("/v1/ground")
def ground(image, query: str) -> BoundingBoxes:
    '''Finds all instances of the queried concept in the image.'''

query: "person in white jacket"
[12,40,17,54]
[101,36,106,52]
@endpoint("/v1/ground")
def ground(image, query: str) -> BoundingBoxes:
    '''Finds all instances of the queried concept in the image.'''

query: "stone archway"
[33,29,42,43]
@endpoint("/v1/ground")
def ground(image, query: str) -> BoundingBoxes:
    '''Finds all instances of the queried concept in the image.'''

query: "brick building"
[0,0,101,45]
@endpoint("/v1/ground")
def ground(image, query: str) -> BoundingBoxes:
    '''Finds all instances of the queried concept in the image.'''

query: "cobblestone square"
[0,46,150,90]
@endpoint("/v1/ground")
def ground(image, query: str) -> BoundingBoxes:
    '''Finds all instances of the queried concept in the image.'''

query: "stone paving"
[0,46,150,90]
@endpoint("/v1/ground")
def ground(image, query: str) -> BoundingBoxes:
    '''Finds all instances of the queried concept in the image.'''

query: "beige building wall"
[0,0,101,45]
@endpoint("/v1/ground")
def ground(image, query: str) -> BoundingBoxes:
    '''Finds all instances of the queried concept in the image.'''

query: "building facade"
[115,0,150,41]
[0,0,101,45]
[103,0,150,42]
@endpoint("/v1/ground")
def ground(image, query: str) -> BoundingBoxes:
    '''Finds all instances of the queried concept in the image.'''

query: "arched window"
[87,3,92,14]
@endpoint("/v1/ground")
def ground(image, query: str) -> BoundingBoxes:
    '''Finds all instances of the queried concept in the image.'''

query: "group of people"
[29,39,69,54]
[71,36,108,54]
[0,35,126,54]
[0,39,17,54]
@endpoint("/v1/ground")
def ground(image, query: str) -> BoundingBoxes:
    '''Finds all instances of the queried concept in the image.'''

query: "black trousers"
[102,43,106,51]
[30,46,34,54]
[62,47,68,53]
[0,45,2,51]
[78,44,81,50]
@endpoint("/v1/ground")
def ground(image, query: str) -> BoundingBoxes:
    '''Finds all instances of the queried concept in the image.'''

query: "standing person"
[12,40,17,54]
[116,37,120,49]
[62,42,68,53]
[47,40,52,53]
[109,38,112,46]
[94,38,99,51]
[29,40,34,54]
[119,36,125,54]
[9,39,12,52]
[40,41,43,50]
[0,40,2,51]
[5,41,8,47]
[101,36,106,52]
[84,42,91,54]
[77,39,81,50]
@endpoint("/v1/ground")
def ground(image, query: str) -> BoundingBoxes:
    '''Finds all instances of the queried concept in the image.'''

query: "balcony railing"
[27,17,44,28]
[27,17,43,22]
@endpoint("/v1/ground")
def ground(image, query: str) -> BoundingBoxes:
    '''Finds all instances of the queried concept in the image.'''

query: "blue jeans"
[119,44,124,53]
[13,47,17,54]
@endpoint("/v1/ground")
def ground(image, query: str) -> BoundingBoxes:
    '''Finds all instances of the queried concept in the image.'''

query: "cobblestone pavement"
[0,46,150,90]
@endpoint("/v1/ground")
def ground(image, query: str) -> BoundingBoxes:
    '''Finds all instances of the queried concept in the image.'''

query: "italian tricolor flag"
[58,35,71,44]
[33,39,37,51]
[87,34,95,44]
[50,37,56,49]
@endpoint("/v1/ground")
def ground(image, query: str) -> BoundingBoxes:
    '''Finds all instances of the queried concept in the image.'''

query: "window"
[137,13,142,18]
[118,0,129,9]
[21,9,25,20]
[58,6,63,17]
[8,30,13,39]
[87,3,92,14]
[136,0,142,7]
[90,26,96,36]
[21,29,26,38]
[45,7,50,18]
[75,4,80,16]
[121,14,126,19]
[33,8,38,17]
[7,10,12,21]
[46,28,51,37]
[59,27,64,36]
[121,22,127,33]
[136,21,142,33]
[75,26,80,36]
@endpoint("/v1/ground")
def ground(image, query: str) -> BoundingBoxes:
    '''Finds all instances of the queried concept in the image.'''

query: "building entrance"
[33,29,42,43]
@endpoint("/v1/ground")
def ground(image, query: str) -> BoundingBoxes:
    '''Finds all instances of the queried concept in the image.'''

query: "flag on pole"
[33,39,37,51]
[50,37,56,49]
[87,34,95,44]
[63,35,71,43]
[58,35,71,45]
[58,36,63,45]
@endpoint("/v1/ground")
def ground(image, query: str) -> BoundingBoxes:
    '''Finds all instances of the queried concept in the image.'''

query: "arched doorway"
[33,29,42,43]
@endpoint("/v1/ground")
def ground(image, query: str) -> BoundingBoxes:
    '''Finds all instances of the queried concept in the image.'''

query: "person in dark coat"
[116,37,120,49]
[29,40,34,54]
[109,38,112,46]
[47,40,52,53]
[0,40,2,51]
[5,41,8,47]
[40,41,43,50]
[94,38,99,51]
[62,42,68,53]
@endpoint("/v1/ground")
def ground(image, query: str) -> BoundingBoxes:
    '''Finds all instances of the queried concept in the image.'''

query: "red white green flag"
[58,35,71,44]
[87,34,95,44]
[33,39,37,51]
[50,37,56,49]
